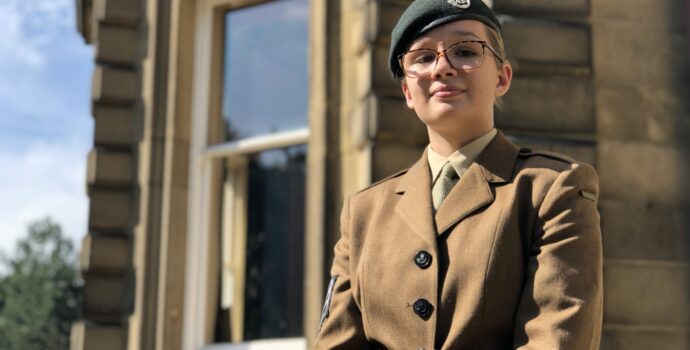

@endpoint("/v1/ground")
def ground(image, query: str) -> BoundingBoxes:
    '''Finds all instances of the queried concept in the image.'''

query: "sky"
[0,0,93,255]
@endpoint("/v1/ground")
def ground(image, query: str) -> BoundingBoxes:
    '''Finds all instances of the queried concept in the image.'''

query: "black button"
[412,298,433,319]
[414,251,432,269]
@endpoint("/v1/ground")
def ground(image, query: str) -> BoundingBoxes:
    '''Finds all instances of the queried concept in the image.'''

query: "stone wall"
[591,0,690,348]
[72,0,143,349]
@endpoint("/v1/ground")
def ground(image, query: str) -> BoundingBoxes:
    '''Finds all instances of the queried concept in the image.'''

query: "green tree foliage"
[0,218,82,350]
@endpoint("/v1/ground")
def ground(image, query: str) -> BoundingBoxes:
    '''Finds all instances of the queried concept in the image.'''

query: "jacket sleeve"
[513,163,603,350]
[313,198,371,349]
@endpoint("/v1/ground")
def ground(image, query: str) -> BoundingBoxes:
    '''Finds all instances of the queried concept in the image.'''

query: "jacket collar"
[394,130,519,239]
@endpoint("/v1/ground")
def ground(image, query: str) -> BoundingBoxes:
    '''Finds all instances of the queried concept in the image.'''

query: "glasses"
[398,40,503,78]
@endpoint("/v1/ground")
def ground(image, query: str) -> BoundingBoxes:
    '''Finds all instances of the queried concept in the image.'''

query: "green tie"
[432,162,459,210]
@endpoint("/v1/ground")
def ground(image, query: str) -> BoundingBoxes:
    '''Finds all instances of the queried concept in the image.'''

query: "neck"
[427,123,493,157]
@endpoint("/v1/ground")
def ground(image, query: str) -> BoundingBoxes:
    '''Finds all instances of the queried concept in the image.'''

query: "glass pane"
[245,145,306,340]
[222,0,309,142]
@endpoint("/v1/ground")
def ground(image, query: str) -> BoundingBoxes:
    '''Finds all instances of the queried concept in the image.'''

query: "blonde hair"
[485,25,508,109]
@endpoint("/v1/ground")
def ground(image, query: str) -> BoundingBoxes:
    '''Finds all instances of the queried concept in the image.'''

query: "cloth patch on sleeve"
[580,190,597,202]
[319,275,339,330]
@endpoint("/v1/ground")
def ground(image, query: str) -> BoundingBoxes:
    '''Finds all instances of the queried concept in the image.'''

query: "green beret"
[389,0,502,79]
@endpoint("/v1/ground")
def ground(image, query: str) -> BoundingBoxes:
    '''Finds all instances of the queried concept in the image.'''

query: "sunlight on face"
[401,20,512,141]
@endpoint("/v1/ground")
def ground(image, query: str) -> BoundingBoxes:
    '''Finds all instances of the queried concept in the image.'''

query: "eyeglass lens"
[401,41,485,77]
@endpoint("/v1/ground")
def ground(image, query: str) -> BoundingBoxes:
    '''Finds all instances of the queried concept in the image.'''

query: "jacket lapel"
[435,131,520,234]
[394,150,437,246]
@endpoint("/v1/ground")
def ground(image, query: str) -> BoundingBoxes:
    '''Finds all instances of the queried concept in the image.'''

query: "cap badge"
[447,0,471,9]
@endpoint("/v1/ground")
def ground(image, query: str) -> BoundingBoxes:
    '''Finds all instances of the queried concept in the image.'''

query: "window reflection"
[244,145,306,340]
[222,0,309,141]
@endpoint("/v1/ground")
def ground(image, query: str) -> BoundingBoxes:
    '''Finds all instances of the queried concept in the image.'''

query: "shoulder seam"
[517,148,576,164]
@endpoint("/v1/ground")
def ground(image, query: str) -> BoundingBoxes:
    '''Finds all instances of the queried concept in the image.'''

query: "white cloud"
[0,0,93,146]
[0,0,73,68]
[0,0,91,256]
[0,140,88,255]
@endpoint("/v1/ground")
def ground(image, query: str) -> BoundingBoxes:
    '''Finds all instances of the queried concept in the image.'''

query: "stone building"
[70,0,690,349]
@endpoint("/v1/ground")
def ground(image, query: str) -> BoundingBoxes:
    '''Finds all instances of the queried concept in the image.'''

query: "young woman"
[314,0,603,349]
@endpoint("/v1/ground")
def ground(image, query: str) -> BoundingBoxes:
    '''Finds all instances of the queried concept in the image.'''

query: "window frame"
[183,0,310,348]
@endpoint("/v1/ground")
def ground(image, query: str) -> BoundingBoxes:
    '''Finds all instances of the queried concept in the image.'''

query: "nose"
[432,53,458,79]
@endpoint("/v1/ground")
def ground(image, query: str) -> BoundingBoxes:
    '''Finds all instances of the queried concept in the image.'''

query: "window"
[185,0,309,349]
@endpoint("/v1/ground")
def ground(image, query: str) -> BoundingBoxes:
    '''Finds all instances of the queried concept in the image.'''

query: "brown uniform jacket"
[314,131,603,350]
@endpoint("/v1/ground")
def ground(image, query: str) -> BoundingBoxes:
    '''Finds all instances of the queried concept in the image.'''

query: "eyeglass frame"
[397,40,504,78]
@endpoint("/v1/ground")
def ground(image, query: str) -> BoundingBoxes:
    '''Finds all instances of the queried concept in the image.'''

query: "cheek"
[409,85,428,106]
[473,73,499,102]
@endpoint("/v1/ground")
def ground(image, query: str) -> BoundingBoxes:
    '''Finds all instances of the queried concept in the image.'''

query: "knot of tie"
[432,162,459,210]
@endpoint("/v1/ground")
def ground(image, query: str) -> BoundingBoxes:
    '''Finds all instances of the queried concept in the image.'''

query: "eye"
[411,51,437,64]
[458,49,477,57]
[450,43,481,58]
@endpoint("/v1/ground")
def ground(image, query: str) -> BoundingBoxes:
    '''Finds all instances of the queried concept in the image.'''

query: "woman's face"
[401,20,512,136]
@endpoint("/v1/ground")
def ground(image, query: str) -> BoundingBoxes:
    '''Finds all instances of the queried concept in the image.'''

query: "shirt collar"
[427,128,498,183]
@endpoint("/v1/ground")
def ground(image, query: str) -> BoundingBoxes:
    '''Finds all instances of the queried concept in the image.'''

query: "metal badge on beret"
[447,0,471,9]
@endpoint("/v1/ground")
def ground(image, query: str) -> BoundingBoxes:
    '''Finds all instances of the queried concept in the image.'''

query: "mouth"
[431,85,465,98]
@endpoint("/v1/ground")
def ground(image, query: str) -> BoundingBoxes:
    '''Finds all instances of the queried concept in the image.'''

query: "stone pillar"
[72,0,143,349]
[591,0,690,348]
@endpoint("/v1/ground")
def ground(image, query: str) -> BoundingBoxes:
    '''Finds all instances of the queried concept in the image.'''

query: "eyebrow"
[451,30,482,40]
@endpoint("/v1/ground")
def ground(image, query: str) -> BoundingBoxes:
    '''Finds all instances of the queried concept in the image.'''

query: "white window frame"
[183,0,309,349]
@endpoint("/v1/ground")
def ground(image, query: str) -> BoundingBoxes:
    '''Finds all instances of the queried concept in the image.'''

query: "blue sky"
[0,0,92,254]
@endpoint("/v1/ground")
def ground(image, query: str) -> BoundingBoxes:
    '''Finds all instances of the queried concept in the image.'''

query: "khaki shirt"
[428,128,497,182]
[314,130,603,350]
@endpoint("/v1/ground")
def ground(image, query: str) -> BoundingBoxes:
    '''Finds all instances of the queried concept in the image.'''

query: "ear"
[495,61,513,97]
[401,81,415,109]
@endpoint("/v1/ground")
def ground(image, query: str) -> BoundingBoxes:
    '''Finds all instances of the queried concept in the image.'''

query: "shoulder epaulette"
[356,168,409,194]
[516,147,576,164]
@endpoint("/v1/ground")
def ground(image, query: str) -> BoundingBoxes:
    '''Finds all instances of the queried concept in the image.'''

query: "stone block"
[493,0,589,16]
[497,77,594,134]
[502,19,590,67]
[372,42,401,93]
[82,273,128,322]
[604,260,689,327]
[347,97,370,148]
[71,321,126,350]
[601,326,689,350]
[592,0,687,34]
[373,95,428,145]
[87,149,134,188]
[92,65,138,105]
[93,105,137,147]
[89,189,132,231]
[597,140,690,205]
[94,0,140,27]
[168,139,191,189]
[599,200,689,261]
[340,0,368,13]
[371,141,424,181]
[80,233,131,274]
[596,85,690,145]
[376,0,407,41]
[342,2,370,56]
[354,49,373,100]
[76,0,93,43]
[96,25,138,65]
[592,20,689,89]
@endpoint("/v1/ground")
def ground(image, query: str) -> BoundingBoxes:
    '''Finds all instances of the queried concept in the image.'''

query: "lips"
[431,85,465,98]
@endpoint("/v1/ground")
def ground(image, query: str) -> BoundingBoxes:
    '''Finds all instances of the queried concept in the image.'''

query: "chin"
[428,105,467,122]
[421,106,484,130]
